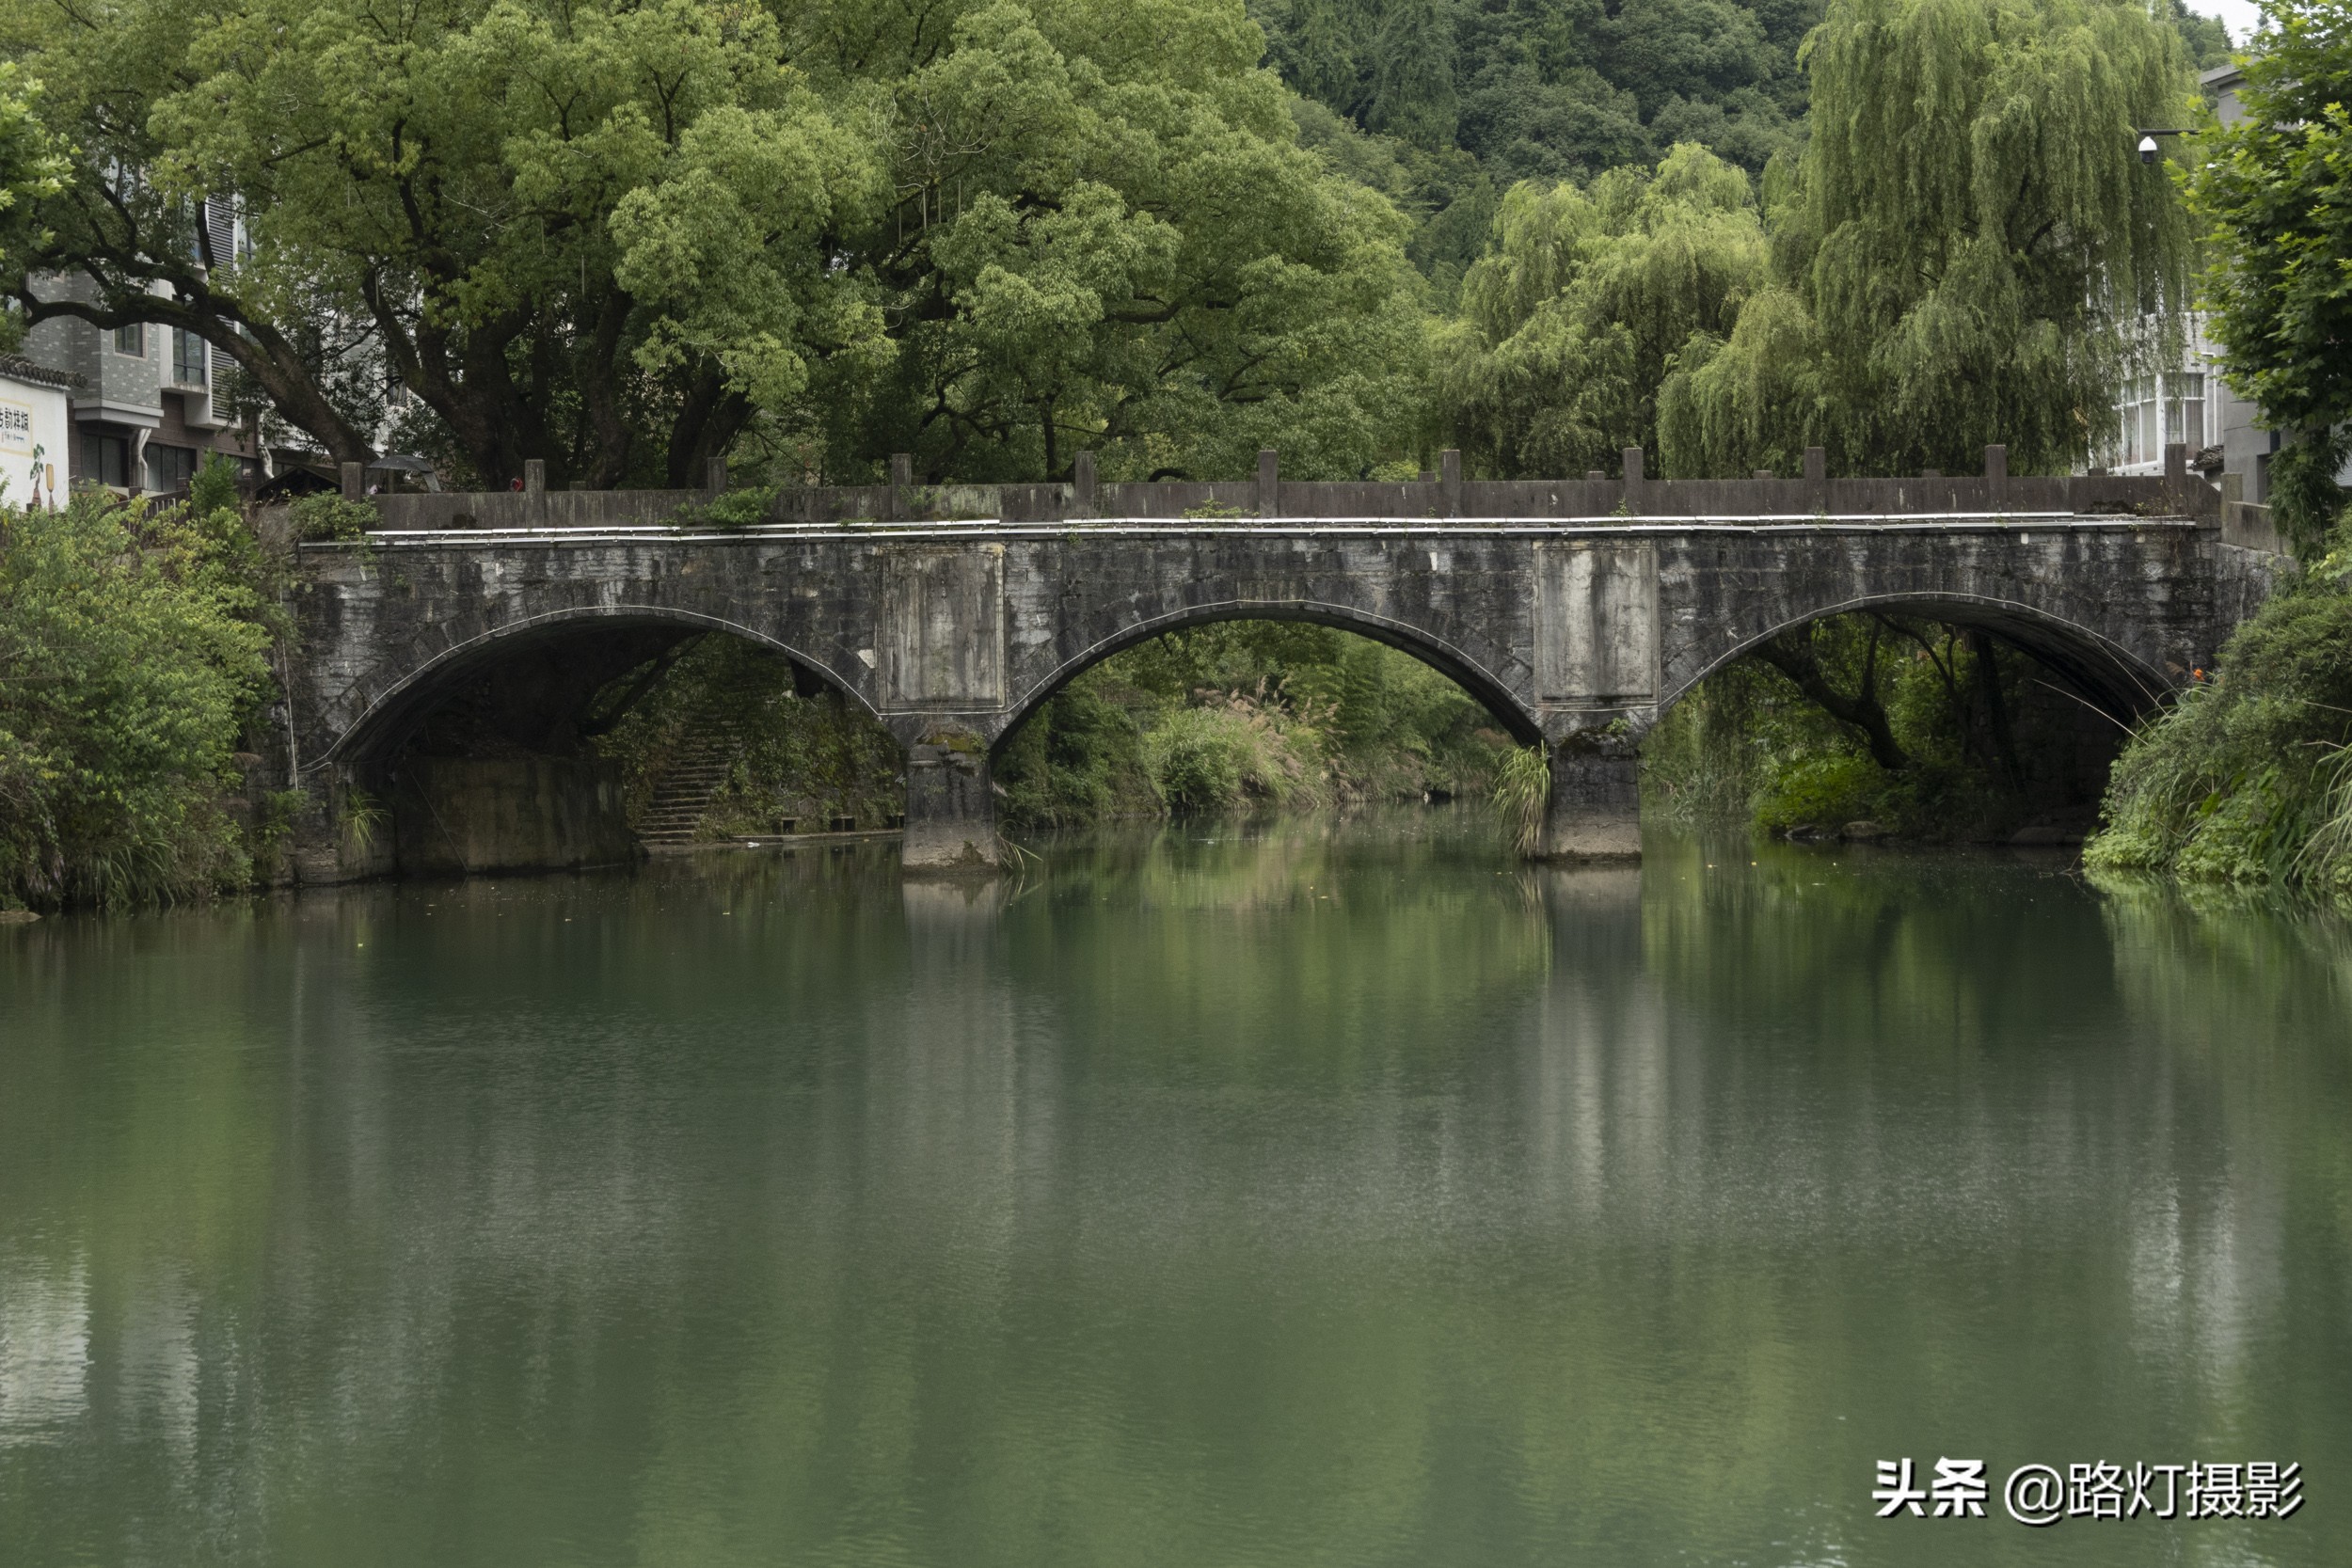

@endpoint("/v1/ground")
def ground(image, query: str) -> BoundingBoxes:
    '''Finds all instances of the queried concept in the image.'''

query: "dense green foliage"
[2184,0,2352,556]
[1252,0,1817,293]
[2,0,1423,488]
[1657,0,2202,477]
[0,495,276,908]
[996,622,1517,823]
[0,60,61,274]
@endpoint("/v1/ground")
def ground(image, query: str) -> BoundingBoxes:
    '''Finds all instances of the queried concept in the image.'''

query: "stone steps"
[635,721,745,845]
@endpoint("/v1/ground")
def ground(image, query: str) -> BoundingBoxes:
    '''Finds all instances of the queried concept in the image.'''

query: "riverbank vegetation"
[2086,564,2352,889]
[0,475,281,909]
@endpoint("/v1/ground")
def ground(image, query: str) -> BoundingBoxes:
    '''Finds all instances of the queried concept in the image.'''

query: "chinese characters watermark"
[1874,1459,2302,1526]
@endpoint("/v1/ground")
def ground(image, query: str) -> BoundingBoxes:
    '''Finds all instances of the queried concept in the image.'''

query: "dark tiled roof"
[0,354,85,391]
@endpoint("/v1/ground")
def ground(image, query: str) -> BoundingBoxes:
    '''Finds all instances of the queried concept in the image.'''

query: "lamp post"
[2137,127,2193,164]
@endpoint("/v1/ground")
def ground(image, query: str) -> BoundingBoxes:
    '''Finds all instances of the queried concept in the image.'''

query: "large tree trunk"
[1753,623,1910,773]
[665,362,751,489]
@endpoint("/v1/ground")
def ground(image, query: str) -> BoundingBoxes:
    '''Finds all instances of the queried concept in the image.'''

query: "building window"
[171,329,207,387]
[2170,371,2206,452]
[112,323,145,357]
[83,431,132,487]
[2116,371,2211,469]
[145,443,198,495]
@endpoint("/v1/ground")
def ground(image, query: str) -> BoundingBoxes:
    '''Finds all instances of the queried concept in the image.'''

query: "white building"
[2106,64,2281,507]
[0,354,77,510]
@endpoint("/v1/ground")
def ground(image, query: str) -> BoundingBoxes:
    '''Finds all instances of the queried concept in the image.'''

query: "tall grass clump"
[1492,744,1550,854]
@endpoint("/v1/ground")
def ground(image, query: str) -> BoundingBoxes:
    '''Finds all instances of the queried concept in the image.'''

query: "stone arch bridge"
[286,457,2279,874]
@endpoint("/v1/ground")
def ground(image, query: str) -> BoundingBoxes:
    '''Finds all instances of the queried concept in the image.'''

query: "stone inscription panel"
[879,545,1006,710]
[1534,540,1658,705]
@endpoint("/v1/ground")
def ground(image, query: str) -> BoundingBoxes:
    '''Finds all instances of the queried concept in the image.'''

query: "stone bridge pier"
[285,502,2278,879]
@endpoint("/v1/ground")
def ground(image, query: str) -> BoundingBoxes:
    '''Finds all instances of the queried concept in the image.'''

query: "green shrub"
[993,673,1157,826]
[672,486,777,531]
[0,494,275,906]
[1141,704,1320,811]
[1753,751,1887,832]
[289,491,378,542]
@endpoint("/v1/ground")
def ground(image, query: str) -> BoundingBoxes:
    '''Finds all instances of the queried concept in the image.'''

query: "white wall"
[0,369,72,508]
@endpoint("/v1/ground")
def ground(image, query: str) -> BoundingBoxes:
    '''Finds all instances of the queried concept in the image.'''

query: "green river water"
[2,814,2345,1566]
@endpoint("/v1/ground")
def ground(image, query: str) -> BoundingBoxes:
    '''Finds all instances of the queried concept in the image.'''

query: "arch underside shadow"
[317,605,875,772]
[994,598,1546,756]
[1662,593,2175,724]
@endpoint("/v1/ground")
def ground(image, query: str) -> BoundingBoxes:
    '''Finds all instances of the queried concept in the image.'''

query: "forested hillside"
[1253,0,1817,290]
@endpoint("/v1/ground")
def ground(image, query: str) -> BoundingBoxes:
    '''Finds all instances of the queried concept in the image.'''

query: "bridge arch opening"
[327,609,904,874]
[1646,594,2167,841]
[991,606,1542,826]
[1664,593,2171,723]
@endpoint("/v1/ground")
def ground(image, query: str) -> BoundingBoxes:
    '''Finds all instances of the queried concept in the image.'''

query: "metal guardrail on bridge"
[307,441,2227,539]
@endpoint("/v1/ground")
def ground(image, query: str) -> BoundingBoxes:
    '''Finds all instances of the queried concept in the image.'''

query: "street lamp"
[2137,128,2192,165]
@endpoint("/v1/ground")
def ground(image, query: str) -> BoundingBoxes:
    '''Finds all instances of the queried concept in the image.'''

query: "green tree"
[0,0,1424,488]
[1658,0,2202,477]
[0,61,64,278]
[0,495,275,907]
[2182,0,2352,556]
[799,0,1428,483]
[1,0,882,486]
[1436,142,1769,475]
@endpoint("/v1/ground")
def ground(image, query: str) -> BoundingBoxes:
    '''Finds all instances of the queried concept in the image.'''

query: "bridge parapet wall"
[362,458,2219,532]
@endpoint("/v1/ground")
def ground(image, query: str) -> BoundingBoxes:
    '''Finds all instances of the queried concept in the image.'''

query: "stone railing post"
[1257,449,1279,518]
[1620,447,1645,515]
[1073,450,1096,518]
[340,461,363,500]
[706,456,726,494]
[1983,444,2008,513]
[890,451,913,520]
[1441,448,1462,518]
[1804,445,1826,513]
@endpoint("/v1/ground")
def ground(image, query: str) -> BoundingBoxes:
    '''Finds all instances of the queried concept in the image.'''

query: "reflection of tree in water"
[5,839,2345,1565]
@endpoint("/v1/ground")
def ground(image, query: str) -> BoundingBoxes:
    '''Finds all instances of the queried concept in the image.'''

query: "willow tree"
[1658,0,2201,477]
[1436,142,1770,476]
